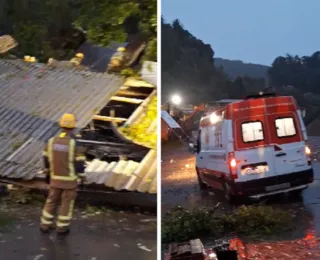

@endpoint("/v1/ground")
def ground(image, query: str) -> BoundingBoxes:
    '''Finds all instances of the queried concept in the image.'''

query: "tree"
[75,0,157,61]
[161,19,264,103]
[1,0,156,62]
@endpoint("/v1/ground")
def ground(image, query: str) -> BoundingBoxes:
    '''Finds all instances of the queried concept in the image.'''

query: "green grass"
[162,205,293,244]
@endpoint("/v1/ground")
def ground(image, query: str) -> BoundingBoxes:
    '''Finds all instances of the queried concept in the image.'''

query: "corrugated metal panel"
[161,111,181,129]
[77,42,125,73]
[0,59,123,180]
[85,149,157,193]
[141,61,157,86]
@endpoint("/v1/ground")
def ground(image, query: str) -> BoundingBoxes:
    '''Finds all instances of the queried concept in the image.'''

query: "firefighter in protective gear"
[70,53,84,67]
[40,113,86,235]
[107,47,126,73]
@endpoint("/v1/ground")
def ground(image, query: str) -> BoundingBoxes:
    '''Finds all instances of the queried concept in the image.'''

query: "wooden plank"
[124,78,155,88]
[110,96,144,104]
[93,115,127,123]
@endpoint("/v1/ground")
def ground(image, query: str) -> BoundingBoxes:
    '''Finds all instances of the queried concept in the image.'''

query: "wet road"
[162,138,320,214]
[0,202,156,260]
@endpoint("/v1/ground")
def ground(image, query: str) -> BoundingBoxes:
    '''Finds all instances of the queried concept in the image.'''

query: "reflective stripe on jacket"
[43,132,86,189]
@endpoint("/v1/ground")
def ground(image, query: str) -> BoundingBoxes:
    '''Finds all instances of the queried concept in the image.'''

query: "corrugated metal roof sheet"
[77,42,125,73]
[85,149,157,193]
[161,111,181,129]
[141,61,157,86]
[0,59,123,180]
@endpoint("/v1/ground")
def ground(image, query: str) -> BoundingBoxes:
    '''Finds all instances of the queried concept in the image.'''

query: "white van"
[190,93,314,201]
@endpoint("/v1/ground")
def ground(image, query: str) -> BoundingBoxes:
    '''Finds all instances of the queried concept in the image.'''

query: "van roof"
[200,95,298,127]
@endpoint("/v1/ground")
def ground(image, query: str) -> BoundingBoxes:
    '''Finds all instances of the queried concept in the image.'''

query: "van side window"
[275,117,296,137]
[241,121,264,143]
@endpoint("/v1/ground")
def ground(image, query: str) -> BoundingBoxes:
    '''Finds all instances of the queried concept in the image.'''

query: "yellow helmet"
[59,113,76,129]
[29,57,36,62]
[24,55,31,61]
[76,53,84,58]
[117,47,126,52]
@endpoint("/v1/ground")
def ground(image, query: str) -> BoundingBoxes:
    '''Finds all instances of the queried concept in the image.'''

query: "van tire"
[223,183,237,203]
[196,170,207,190]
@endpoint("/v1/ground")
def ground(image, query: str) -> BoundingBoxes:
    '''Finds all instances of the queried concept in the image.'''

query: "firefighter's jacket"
[109,52,125,67]
[43,132,86,189]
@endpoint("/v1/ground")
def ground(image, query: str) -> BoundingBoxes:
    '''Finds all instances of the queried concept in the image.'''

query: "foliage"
[75,0,157,61]
[119,95,157,149]
[215,58,269,79]
[1,0,156,63]
[2,0,82,61]
[120,68,139,77]
[162,205,293,244]
[268,52,320,123]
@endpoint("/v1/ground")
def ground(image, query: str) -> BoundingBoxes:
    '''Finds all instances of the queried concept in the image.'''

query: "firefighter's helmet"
[24,55,31,62]
[117,47,126,52]
[59,113,76,129]
[76,53,84,59]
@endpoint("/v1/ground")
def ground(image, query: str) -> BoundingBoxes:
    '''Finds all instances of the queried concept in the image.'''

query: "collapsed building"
[0,55,157,208]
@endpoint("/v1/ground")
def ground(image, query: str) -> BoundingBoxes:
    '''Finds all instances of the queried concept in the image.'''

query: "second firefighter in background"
[40,113,86,235]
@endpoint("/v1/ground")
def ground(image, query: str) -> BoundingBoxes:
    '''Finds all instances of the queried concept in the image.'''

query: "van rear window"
[241,121,264,143]
[275,117,296,137]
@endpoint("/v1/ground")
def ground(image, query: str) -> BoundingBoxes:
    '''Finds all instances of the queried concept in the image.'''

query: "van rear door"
[267,112,309,175]
[234,115,276,181]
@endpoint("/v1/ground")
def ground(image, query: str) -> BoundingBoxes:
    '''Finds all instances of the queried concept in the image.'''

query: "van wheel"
[223,183,236,203]
[196,170,207,190]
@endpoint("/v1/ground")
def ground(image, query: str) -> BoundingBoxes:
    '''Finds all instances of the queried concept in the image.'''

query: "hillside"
[214,58,269,79]
[161,19,266,103]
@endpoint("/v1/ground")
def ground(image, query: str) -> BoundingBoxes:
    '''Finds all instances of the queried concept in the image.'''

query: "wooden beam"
[93,115,127,123]
[110,96,144,104]
[124,78,155,88]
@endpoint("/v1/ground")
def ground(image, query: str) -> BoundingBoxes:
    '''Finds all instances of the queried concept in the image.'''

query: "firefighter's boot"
[40,187,61,232]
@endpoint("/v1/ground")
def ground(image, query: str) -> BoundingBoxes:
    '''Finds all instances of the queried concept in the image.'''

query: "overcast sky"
[162,0,320,65]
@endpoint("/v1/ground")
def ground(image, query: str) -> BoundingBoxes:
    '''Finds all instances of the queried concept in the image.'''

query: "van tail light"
[305,146,311,156]
[305,145,312,165]
[229,152,238,179]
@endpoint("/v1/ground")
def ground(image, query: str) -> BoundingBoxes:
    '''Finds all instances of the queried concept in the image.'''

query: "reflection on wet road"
[162,140,320,214]
[162,143,225,212]
[303,163,320,236]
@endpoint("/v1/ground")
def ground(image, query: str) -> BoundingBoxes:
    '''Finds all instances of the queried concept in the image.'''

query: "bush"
[162,205,293,244]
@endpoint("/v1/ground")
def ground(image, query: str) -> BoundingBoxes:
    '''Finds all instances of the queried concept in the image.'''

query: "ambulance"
[190,93,314,201]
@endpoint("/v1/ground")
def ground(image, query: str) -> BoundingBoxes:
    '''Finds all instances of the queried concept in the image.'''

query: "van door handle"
[276,152,286,157]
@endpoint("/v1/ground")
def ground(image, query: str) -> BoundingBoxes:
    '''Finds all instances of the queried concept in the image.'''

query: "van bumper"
[231,168,314,198]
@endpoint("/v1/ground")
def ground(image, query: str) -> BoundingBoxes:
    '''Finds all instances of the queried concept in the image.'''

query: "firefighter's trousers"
[40,187,77,232]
